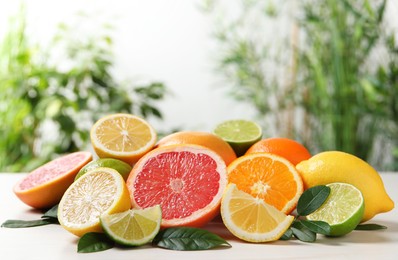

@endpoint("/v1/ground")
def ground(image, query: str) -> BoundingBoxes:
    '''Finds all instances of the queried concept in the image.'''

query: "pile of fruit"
[10,113,395,250]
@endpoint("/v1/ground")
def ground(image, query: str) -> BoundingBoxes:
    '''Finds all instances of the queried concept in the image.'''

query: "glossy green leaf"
[279,228,293,240]
[77,232,114,253]
[291,221,316,242]
[299,220,330,235]
[297,185,330,216]
[42,204,59,221]
[1,219,55,228]
[152,227,231,251]
[355,223,387,230]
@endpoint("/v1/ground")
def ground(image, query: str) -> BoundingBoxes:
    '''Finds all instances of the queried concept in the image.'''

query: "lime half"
[306,183,364,237]
[75,158,132,181]
[100,205,162,246]
[213,119,262,156]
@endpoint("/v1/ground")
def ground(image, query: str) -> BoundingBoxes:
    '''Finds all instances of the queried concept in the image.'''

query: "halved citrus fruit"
[246,137,311,166]
[90,113,157,165]
[156,131,237,165]
[126,144,227,228]
[58,167,131,237]
[13,151,92,209]
[227,153,303,214]
[306,183,365,236]
[100,205,162,246]
[221,184,295,242]
[213,119,262,156]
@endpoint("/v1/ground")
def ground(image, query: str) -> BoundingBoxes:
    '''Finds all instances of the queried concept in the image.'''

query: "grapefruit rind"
[13,151,93,209]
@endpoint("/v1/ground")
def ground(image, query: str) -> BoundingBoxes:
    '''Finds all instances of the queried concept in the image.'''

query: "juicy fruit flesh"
[214,120,261,142]
[229,192,286,233]
[19,153,89,190]
[307,183,365,236]
[308,183,363,225]
[133,151,221,220]
[60,171,117,225]
[101,206,162,245]
[228,154,302,213]
[95,116,153,152]
[221,184,295,242]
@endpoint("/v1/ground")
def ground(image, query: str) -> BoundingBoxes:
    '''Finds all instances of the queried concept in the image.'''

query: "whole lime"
[75,158,132,181]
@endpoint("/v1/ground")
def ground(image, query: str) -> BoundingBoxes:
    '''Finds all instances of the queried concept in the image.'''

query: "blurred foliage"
[0,7,167,172]
[203,0,398,170]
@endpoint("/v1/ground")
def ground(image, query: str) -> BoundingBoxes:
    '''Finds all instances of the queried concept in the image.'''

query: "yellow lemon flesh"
[296,151,394,222]
[58,167,131,237]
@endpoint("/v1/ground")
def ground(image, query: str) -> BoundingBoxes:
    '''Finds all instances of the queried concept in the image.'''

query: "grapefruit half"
[13,151,92,209]
[126,144,227,228]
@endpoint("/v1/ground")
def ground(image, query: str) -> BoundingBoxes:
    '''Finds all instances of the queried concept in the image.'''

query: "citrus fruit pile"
[12,113,394,247]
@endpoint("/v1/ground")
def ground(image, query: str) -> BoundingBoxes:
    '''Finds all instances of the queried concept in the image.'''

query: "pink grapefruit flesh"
[13,151,93,209]
[127,144,227,228]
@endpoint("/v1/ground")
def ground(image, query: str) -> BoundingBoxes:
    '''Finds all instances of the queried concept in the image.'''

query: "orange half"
[227,152,303,214]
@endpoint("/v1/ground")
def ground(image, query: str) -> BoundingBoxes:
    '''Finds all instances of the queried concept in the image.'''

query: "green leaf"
[291,221,316,242]
[77,232,114,253]
[297,185,330,216]
[152,227,231,251]
[42,204,59,221]
[355,223,387,231]
[279,228,293,240]
[1,219,55,228]
[299,220,330,235]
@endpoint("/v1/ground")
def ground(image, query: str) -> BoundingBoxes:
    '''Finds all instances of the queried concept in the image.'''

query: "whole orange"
[245,137,311,166]
[156,131,237,166]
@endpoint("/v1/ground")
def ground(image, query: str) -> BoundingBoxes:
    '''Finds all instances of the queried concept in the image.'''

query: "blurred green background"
[1,0,397,172]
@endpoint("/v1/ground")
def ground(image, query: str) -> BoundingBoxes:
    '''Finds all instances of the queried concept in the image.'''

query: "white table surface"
[1,172,397,260]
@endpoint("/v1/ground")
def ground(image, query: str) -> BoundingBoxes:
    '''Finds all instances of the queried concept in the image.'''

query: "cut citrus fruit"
[221,184,294,242]
[75,158,132,181]
[58,167,131,237]
[213,119,262,156]
[100,205,162,246]
[90,113,157,165]
[246,137,311,166]
[13,151,92,209]
[296,151,394,222]
[306,183,365,237]
[227,153,303,214]
[126,144,227,228]
[156,131,237,165]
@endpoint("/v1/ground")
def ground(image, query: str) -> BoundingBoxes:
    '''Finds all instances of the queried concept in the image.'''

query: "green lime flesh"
[75,158,132,181]
[307,182,365,237]
[213,119,262,156]
[100,205,162,246]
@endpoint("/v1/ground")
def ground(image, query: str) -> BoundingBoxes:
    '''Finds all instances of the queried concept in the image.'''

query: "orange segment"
[227,153,303,214]
[90,113,157,165]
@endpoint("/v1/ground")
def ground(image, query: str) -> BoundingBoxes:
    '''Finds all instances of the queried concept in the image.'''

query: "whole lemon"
[296,151,394,222]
